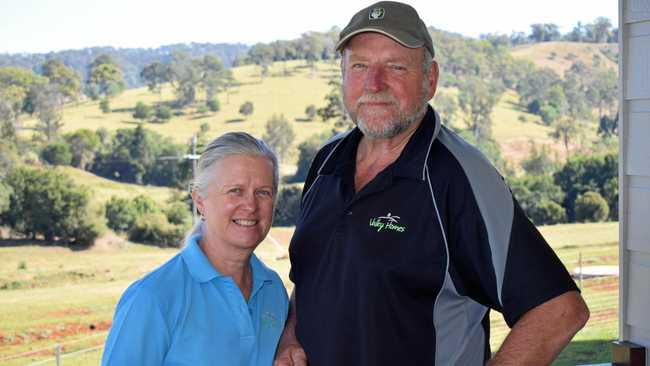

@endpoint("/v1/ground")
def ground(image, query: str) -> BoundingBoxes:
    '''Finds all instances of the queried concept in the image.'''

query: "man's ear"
[427,60,439,101]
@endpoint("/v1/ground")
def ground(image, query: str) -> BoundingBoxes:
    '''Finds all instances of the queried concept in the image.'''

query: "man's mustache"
[356,93,398,107]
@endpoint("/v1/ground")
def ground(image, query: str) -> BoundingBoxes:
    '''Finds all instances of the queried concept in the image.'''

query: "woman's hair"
[185,132,279,242]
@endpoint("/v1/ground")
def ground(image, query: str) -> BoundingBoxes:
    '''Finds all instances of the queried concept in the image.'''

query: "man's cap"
[336,1,435,57]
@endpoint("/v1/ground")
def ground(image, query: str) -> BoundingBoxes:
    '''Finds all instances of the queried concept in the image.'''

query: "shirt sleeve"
[447,174,578,328]
[101,282,171,366]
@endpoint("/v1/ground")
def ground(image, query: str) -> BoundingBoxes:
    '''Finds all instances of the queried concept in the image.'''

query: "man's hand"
[274,290,307,366]
[274,343,307,366]
[488,291,589,365]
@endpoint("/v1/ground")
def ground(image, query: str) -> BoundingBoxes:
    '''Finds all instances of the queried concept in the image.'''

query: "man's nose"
[364,65,385,93]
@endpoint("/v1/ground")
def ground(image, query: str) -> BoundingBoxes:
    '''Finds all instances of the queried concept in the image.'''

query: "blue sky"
[0,0,619,54]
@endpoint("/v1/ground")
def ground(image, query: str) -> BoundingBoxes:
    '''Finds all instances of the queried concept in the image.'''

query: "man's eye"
[351,63,367,70]
[389,64,406,71]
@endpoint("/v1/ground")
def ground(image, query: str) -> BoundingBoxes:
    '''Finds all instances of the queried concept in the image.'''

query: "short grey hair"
[193,132,279,198]
[185,132,279,243]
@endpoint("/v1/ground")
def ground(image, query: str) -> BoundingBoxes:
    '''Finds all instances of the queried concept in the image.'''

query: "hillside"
[17,41,613,171]
[511,41,618,76]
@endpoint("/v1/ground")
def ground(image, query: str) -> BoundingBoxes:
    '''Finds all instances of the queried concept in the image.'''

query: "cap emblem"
[369,7,385,20]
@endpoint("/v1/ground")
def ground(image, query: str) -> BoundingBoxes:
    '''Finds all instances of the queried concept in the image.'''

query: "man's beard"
[346,85,429,140]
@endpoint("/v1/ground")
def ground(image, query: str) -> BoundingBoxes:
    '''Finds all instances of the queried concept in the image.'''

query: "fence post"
[579,252,583,289]
[55,344,61,366]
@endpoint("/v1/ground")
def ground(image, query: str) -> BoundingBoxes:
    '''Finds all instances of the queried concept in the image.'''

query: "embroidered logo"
[369,7,385,20]
[369,213,406,233]
[261,311,280,329]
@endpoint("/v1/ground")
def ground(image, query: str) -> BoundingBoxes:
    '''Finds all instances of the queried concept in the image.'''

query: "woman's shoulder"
[117,252,188,311]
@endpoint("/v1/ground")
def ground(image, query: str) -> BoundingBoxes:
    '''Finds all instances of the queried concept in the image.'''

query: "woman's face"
[194,154,275,253]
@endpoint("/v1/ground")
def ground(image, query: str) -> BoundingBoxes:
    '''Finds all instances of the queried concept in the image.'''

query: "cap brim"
[336,27,425,52]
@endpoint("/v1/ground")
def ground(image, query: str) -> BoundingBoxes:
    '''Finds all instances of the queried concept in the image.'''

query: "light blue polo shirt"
[101,235,289,366]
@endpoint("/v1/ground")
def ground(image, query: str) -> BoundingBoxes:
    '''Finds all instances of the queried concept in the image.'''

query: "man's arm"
[274,290,307,366]
[487,291,589,365]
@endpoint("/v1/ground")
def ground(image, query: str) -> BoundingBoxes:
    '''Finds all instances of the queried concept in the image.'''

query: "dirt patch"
[0,320,111,347]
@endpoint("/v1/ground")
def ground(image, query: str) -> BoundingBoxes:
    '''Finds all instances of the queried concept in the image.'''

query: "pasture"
[0,223,619,365]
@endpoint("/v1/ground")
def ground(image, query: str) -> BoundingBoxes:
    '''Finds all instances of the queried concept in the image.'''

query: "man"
[275,2,589,365]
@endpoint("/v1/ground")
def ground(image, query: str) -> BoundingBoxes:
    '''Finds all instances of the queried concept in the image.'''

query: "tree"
[457,76,503,141]
[40,141,73,166]
[317,78,351,130]
[554,153,618,221]
[521,142,556,176]
[64,129,101,170]
[31,83,65,141]
[0,67,47,140]
[41,59,81,101]
[2,167,101,245]
[592,17,613,43]
[86,55,125,101]
[549,117,580,158]
[433,90,458,125]
[305,105,317,121]
[291,132,331,182]
[239,101,254,119]
[133,101,153,121]
[529,23,561,42]
[273,185,302,226]
[509,175,566,225]
[199,55,226,100]
[263,114,295,162]
[575,191,609,222]
[140,62,170,95]
[207,98,220,112]
[99,98,111,113]
[155,105,172,122]
[169,52,201,107]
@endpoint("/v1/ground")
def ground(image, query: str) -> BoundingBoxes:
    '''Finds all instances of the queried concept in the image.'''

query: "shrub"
[291,132,330,182]
[155,105,172,122]
[40,141,73,166]
[128,212,185,247]
[105,197,138,232]
[165,201,191,226]
[305,105,316,121]
[239,101,254,118]
[575,191,609,222]
[99,98,110,113]
[133,101,152,120]
[0,182,12,217]
[206,98,220,112]
[274,185,302,226]
[196,105,209,115]
[510,175,566,225]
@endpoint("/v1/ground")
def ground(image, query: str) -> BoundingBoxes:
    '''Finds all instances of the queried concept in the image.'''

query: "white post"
[55,344,61,366]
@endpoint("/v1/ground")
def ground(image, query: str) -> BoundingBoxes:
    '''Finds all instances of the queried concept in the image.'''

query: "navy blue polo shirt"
[288,106,578,365]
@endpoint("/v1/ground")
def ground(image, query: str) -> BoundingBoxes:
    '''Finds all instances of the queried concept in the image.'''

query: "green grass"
[0,222,618,365]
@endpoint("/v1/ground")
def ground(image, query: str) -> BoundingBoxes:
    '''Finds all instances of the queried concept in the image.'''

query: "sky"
[0,0,619,54]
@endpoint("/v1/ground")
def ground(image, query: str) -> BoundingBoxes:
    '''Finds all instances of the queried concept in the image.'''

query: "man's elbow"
[565,292,590,334]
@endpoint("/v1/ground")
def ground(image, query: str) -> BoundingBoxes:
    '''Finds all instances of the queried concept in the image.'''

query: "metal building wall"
[619,1,650,364]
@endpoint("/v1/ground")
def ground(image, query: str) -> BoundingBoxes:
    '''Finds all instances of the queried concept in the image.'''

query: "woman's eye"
[228,187,241,194]
[257,190,272,197]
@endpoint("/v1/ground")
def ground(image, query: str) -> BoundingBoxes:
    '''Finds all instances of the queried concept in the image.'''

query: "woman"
[101,132,288,366]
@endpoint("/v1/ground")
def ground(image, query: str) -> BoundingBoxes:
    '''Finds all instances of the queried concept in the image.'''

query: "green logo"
[369,213,406,233]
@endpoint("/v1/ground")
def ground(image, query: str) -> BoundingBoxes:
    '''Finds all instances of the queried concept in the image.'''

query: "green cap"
[336,1,434,57]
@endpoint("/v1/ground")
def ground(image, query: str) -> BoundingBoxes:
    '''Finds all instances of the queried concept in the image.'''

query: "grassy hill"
[511,41,618,76]
[18,42,613,172]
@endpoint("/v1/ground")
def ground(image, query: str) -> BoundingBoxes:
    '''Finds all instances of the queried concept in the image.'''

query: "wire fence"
[1,250,620,365]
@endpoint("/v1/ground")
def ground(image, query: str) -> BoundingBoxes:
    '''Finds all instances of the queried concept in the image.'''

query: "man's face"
[342,32,436,139]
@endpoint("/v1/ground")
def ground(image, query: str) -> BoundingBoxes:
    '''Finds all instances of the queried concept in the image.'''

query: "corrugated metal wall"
[619,1,650,364]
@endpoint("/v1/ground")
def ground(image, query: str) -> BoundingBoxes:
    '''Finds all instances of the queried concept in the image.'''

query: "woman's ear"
[191,190,204,218]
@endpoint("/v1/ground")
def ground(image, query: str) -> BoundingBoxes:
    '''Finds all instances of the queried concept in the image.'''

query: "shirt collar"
[319,105,441,181]
[181,234,275,285]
